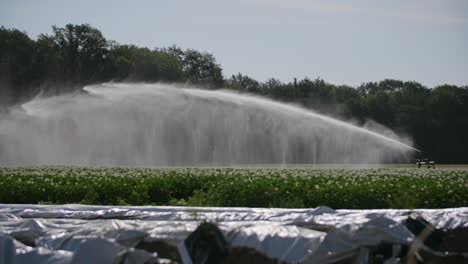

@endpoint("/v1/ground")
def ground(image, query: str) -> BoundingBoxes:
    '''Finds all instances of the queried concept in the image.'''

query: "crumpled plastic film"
[0,204,467,263]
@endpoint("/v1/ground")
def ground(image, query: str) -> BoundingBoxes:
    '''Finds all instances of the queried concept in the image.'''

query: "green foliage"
[0,24,224,98]
[50,24,109,83]
[167,46,224,87]
[1,166,466,209]
[0,27,36,98]
[227,73,260,93]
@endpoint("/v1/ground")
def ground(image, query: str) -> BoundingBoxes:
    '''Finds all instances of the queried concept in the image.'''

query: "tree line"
[1,24,467,163]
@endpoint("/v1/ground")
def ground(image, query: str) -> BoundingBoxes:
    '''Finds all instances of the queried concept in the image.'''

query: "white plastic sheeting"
[0,204,467,263]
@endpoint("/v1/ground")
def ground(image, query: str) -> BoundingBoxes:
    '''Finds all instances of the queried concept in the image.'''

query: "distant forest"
[1,24,467,163]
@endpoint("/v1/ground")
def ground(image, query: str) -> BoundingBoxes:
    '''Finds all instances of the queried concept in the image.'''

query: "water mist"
[0,83,416,166]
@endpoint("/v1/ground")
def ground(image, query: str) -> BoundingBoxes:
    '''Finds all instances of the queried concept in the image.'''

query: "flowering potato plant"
[0,166,466,208]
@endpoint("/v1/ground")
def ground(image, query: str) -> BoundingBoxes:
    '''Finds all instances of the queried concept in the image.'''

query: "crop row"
[0,166,467,209]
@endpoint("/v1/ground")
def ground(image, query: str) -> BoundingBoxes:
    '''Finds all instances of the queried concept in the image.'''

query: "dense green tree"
[425,85,468,162]
[106,45,183,82]
[48,24,109,83]
[261,78,282,91]
[167,46,224,87]
[331,85,363,119]
[0,27,35,98]
[227,73,260,92]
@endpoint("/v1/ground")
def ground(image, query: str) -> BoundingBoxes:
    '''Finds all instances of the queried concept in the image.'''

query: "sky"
[1,0,467,87]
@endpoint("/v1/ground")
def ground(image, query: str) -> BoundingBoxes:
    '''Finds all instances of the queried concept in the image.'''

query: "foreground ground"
[1,204,467,263]
[1,166,467,208]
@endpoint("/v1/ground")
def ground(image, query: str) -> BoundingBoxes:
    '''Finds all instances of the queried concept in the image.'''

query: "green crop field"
[0,166,467,209]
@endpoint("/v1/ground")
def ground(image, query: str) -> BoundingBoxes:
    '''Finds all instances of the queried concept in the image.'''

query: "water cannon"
[416,158,435,168]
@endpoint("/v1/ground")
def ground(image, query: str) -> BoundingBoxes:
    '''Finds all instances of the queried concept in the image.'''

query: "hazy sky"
[1,0,467,87]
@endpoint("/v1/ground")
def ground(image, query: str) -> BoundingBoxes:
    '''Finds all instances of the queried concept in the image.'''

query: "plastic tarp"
[0,204,467,263]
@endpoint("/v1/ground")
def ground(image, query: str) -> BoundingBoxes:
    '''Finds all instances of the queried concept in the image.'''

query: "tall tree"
[227,73,260,92]
[168,46,224,87]
[49,24,109,83]
[0,27,35,98]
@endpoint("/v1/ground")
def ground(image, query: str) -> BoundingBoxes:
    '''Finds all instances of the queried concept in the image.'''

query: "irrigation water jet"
[0,83,416,166]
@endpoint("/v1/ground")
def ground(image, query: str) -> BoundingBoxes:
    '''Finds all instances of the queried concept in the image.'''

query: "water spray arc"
[0,83,416,166]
